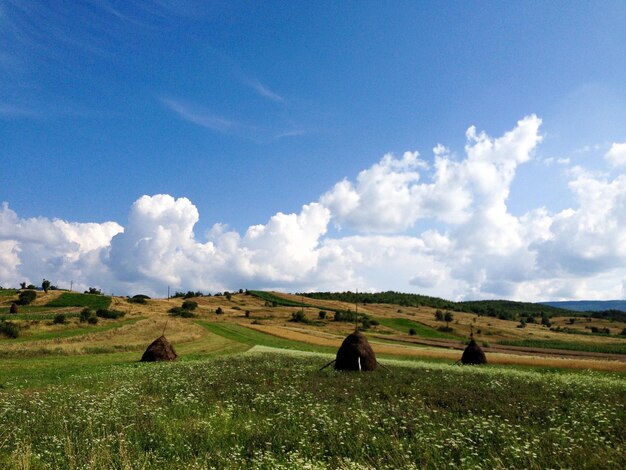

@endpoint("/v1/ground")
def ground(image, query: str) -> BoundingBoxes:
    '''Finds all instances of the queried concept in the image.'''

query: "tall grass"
[0,352,624,468]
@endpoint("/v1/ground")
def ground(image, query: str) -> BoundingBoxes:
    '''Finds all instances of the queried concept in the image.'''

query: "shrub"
[318,310,327,320]
[620,327,626,336]
[225,292,232,301]
[434,310,444,321]
[216,307,224,315]
[168,307,196,318]
[437,326,454,333]
[18,290,37,305]
[179,291,203,299]
[87,315,98,325]
[10,303,18,314]
[408,328,417,336]
[53,314,66,324]
[79,308,96,323]
[128,295,147,304]
[334,310,357,322]
[85,287,102,295]
[0,320,19,338]
[96,309,125,319]
[26,284,37,290]
[182,300,198,311]
[245,310,251,318]
[290,311,306,323]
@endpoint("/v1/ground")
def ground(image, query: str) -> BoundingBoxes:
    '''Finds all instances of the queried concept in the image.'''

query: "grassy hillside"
[46,292,112,310]
[542,300,626,312]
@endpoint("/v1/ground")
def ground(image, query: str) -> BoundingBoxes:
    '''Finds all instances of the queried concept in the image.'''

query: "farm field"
[1,289,625,468]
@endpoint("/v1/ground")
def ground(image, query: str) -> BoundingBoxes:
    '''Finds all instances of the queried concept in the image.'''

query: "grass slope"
[46,293,112,310]
[0,289,18,299]
[377,317,459,339]
[10,318,142,344]
[198,321,336,354]
[301,291,584,320]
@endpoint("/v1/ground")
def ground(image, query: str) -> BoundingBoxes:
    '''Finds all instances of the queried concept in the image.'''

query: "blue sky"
[2,1,626,300]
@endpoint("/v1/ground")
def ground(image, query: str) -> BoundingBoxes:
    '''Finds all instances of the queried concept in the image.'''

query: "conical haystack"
[10,303,18,314]
[335,331,377,371]
[141,335,177,362]
[461,339,487,365]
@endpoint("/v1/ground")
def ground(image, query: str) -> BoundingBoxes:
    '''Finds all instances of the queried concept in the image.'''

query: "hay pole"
[162,320,169,337]
[319,359,336,371]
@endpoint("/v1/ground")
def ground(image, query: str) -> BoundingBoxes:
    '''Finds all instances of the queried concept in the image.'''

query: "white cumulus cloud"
[2,115,626,301]
[605,142,626,167]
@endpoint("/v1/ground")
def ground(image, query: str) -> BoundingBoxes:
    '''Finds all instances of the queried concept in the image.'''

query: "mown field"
[1,289,625,468]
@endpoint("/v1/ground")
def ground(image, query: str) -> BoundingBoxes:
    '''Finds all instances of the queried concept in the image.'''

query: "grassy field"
[0,349,624,469]
[376,317,459,339]
[498,338,626,355]
[1,290,625,468]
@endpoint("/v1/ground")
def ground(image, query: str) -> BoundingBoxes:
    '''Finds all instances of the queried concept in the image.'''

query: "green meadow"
[1,323,625,469]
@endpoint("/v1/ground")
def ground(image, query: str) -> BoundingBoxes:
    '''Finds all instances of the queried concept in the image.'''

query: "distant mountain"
[539,300,626,312]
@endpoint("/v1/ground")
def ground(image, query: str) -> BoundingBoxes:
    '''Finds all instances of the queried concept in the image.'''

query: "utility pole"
[167,285,170,300]
[70,280,73,292]
[354,289,358,331]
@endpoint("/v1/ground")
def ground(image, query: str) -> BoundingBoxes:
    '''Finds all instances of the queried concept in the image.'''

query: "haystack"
[10,303,18,314]
[461,339,487,365]
[335,331,378,371]
[141,335,177,362]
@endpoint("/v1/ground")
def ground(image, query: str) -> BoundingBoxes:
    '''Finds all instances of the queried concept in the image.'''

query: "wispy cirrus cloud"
[160,95,307,143]
[244,78,284,103]
[160,97,239,134]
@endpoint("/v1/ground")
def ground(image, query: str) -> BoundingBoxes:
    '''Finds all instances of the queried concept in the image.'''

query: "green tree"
[42,279,51,293]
